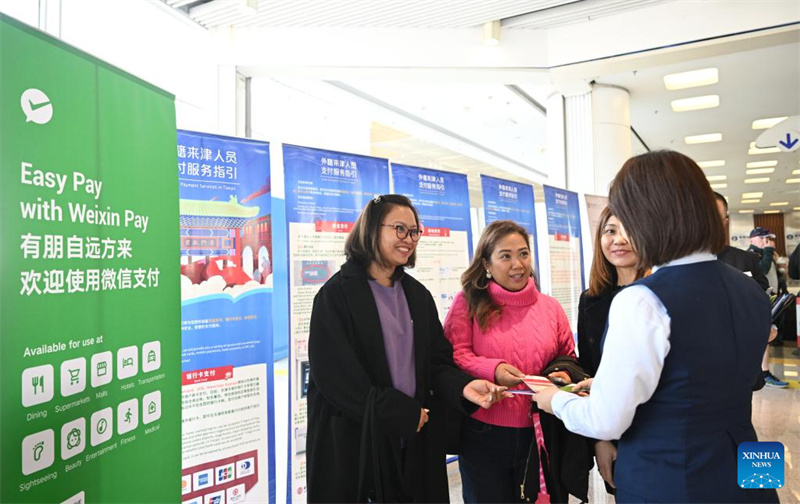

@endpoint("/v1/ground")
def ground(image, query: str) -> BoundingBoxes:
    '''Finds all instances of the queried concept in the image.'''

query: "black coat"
[718,245,769,291]
[306,260,475,503]
[576,286,621,377]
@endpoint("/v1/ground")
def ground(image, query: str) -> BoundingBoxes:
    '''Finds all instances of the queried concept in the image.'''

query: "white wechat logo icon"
[20,88,53,124]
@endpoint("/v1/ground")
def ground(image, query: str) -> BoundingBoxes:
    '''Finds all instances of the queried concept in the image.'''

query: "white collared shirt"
[551,252,716,440]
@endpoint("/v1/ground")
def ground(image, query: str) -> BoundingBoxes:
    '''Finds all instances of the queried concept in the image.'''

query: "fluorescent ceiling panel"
[748,142,781,155]
[746,168,775,175]
[663,68,718,90]
[685,133,722,144]
[751,117,788,130]
[746,160,778,168]
[670,95,719,112]
[697,160,725,168]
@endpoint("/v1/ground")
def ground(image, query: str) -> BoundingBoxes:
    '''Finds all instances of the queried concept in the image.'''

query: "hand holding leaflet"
[522,375,586,394]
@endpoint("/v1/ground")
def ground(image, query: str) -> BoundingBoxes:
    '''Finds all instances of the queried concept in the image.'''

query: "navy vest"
[614,260,778,503]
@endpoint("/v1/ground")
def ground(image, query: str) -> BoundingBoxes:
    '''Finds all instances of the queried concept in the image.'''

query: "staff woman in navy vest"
[533,151,778,503]
[306,194,508,503]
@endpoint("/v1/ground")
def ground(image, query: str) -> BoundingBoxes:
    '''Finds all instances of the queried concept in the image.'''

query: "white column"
[564,92,594,195]
[560,85,632,196]
[217,65,238,136]
[546,92,567,190]
[37,0,61,37]
[592,85,632,195]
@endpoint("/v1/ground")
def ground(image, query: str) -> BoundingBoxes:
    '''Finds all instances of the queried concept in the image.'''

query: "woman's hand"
[531,386,558,414]
[494,363,526,387]
[463,379,511,409]
[595,440,617,488]
[573,378,593,393]
[417,408,429,433]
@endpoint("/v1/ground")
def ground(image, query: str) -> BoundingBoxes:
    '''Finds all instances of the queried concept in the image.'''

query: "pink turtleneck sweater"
[444,278,575,428]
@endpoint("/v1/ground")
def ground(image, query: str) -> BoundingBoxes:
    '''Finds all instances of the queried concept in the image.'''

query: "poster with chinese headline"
[543,186,584,329]
[177,130,274,504]
[1,14,180,504]
[392,164,472,321]
[283,144,390,503]
[480,174,540,279]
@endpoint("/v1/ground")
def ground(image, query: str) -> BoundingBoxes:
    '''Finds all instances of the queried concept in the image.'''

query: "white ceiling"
[595,31,799,214]
[164,0,799,216]
[166,0,661,30]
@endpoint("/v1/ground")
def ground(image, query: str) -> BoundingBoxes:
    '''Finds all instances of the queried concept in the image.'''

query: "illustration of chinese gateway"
[179,196,271,286]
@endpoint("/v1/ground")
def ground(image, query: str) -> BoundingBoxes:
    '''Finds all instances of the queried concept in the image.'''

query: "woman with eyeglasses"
[306,194,509,503]
[444,220,584,503]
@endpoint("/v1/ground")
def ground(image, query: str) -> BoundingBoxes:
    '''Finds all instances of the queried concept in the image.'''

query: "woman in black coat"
[576,206,647,491]
[307,194,508,503]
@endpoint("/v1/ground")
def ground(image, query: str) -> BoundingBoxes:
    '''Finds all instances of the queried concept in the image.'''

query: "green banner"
[1,15,180,504]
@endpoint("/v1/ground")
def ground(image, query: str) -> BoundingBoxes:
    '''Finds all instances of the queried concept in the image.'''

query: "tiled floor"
[447,341,800,503]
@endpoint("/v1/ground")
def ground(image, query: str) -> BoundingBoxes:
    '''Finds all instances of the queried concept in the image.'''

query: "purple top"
[368,279,416,398]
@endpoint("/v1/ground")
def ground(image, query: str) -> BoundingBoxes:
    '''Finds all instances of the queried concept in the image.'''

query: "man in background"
[748,227,780,293]
[714,193,786,388]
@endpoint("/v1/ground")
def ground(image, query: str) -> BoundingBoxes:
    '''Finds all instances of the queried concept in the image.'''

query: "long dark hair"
[609,150,725,269]
[461,220,532,330]
[344,194,420,270]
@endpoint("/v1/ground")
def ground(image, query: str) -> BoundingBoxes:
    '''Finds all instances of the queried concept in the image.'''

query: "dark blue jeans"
[459,417,534,504]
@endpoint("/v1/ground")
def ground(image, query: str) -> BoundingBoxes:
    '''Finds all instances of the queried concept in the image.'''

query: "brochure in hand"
[521,375,582,394]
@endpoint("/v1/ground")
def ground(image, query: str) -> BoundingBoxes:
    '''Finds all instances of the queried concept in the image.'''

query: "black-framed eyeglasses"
[381,224,423,242]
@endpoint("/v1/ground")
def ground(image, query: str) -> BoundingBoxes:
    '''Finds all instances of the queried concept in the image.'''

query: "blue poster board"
[480,174,539,275]
[392,163,473,258]
[391,164,472,320]
[542,185,585,329]
[283,144,390,503]
[284,145,390,223]
[177,130,275,503]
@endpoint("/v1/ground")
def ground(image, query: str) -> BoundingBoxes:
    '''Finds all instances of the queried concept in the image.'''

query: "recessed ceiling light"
[685,133,722,144]
[744,177,770,184]
[770,202,789,206]
[739,209,755,213]
[748,142,781,155]
[746,168,775,175]
[764,210,781,214]
[663,68,719,90]
[746,160,778,168]
[751,117,788,130]
[697,160,725,168]
[742,192,763,198]
[740,199,760,204]
[787,178,800,184]
[709,183,727,189]
[706,175,727,181]
[670,95,720,112]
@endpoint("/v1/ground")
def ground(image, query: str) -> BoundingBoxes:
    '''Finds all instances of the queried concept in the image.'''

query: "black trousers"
[458,417,534,504]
